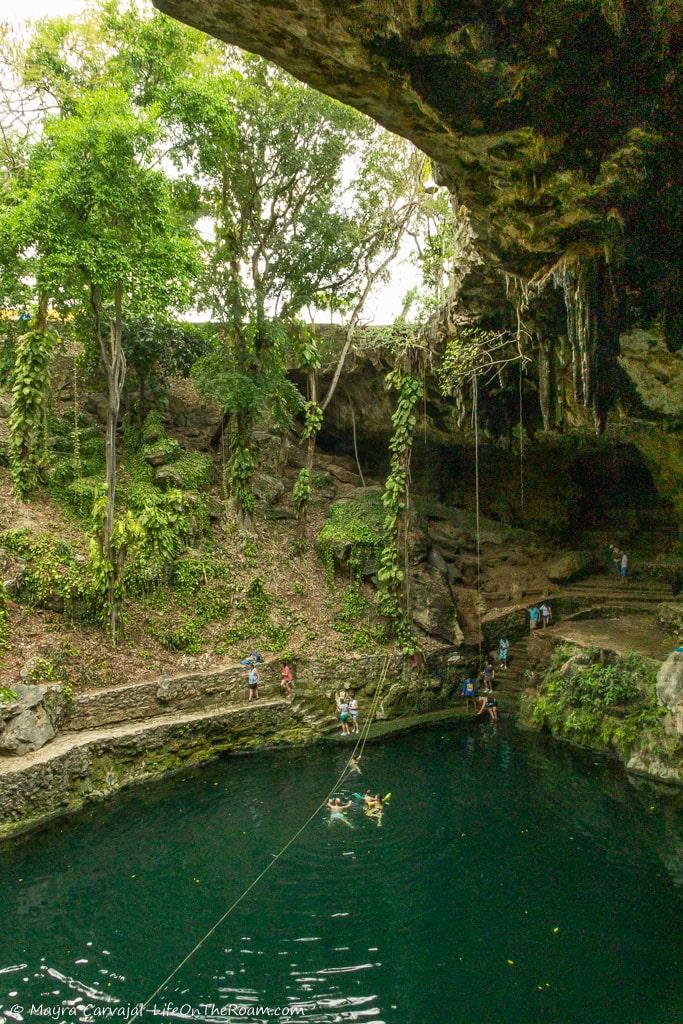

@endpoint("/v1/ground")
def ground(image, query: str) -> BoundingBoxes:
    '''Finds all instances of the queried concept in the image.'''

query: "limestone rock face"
[253,470,285,507]
[0,683,65,756]
[657,603,683,639]
[409,564,464,645]
[619,331,683,420]
[545,551,595,583]
[626,748,682,786]
[656,650,683,714]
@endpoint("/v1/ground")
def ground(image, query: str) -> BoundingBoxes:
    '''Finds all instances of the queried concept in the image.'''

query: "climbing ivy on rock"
[293,399,324,519]
[377,367,423,652]
[8,325,56,499]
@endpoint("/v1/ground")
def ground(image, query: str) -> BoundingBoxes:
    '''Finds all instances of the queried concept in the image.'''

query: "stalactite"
[553,255,599,412]
[538,336,557,431]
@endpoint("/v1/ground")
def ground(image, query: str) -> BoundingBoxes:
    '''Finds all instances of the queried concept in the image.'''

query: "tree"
[177,52,374,522]
[7,86,198,637]
[122,316,208,424]
[293,135,428,534]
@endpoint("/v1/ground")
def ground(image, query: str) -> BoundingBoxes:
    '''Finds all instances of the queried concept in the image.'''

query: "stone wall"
[65,649,461,733]
[0,648,464,840]
[0,700,310,839]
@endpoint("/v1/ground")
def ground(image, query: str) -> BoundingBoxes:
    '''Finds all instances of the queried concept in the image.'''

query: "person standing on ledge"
[529,605,540,634]
[620,552,629,582]
[498,638,510,670]
[280,662,294,698]
[248,664,260,701]
[349,694,360,734]
[618,552,630,585]
[337,695,351,735]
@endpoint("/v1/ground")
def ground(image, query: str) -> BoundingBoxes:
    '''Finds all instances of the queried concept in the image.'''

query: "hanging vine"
[227,439,257,519]
[71,357,82,478]
[376,366,423,652]
[292,323,322,535]
[8,320,56,499]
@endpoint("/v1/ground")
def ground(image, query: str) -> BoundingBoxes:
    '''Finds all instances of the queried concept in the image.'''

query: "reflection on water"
[0,723,682,1024]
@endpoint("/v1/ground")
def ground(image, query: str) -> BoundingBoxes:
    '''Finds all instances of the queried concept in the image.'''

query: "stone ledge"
[0,698,303,839]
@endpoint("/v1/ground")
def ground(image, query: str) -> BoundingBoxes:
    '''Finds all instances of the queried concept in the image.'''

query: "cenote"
[1,723,682,1024]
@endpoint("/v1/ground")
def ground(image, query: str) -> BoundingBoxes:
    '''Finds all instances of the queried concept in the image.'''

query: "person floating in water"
[327,797,353,827]
[364,791,387,826]
[280,661,294,698]
[498,638,510,670]
[478,691,499,722]
[461,677,478,709]
[346,756,362,777]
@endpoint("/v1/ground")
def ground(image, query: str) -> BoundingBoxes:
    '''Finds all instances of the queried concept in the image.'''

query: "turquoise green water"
[1,723,682,1024]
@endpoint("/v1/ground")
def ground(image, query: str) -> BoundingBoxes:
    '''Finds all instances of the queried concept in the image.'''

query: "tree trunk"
[93,281,126,643]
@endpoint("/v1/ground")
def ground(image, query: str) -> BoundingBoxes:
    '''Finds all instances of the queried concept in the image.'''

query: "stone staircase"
[551,572,676,621]
[493,639,532,714]
[488,571,681,714]
[289,694,339,735]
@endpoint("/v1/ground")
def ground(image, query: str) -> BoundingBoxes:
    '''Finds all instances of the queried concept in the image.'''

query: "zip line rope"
[472,374,483,662]
[518,359,525,514]
[142,655,392,1012]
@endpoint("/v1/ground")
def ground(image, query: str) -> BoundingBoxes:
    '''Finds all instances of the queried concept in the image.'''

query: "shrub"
[318,494,384,581]
[159,620,202,654]
[530,646,663,755]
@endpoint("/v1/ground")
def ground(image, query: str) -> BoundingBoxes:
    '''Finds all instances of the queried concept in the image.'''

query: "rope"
[472,375,483,662]
[352,656,391,764]
[518,360,525,514]
[142,656,392,1012]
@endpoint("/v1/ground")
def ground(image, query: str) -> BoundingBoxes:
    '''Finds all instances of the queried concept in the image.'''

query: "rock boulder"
[545,551,595,583]
[657,603,683,638]
[0,683,66,756]
[656,650,683,713]
[409,564,464,645]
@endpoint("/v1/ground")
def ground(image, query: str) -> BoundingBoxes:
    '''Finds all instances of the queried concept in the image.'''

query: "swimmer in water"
[346,756,362,777]
[364,792,385,827]
[327,797,353,827]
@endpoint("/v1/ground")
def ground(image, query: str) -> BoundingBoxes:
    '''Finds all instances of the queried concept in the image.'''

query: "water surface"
[1,723,682,1024]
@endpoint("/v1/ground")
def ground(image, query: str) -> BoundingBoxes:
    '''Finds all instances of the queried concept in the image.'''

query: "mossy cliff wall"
[519,640,683,786]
